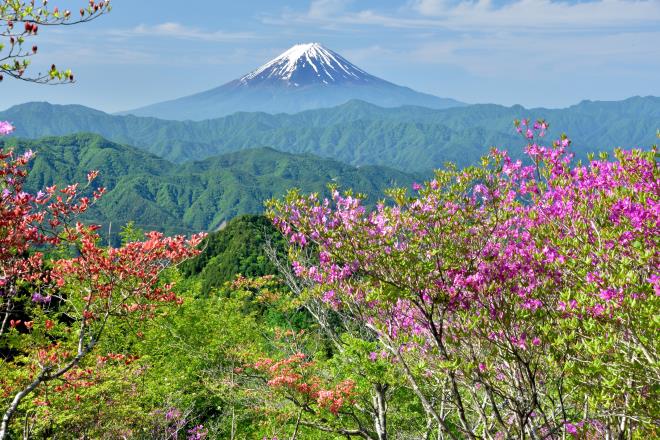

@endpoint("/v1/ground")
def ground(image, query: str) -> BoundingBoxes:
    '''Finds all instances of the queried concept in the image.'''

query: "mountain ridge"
[0,133,416,239]
[1,96,658,173]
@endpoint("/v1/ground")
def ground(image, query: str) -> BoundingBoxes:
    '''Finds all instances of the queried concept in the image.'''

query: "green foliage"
[3,100,658,438]
[133,289,267,438]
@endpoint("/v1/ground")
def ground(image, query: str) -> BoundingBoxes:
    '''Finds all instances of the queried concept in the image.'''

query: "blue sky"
[2,0,659,112]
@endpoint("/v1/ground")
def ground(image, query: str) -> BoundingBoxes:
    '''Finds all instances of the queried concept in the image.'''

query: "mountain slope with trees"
[1,133,416,239]
[1,96,658,172]
[180,215,288,295]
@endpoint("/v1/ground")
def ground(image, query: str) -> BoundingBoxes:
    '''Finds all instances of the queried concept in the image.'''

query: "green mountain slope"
[1,97,658,172]
[1,133,416,238]
[180,214,288,295]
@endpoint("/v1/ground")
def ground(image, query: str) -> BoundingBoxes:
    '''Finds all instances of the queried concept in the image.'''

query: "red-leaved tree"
[0,121,205,438]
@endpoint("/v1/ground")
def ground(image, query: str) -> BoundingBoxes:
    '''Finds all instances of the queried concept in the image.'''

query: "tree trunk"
[373,383,388,440]
[1,371,48,439]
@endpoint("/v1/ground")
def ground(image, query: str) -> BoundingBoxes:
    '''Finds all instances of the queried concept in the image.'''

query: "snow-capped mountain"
[238,43,377,87]
[125,43,463,121]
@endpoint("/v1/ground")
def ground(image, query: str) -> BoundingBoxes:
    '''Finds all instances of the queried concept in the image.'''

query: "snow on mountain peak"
[239,43,375,87]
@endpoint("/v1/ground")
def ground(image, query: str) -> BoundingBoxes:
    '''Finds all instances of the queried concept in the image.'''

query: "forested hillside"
[1,133,416,238]
[181,215,287,295]
[2,96,658,171]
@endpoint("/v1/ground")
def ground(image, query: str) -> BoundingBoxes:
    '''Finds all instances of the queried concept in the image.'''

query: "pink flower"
[0,121,14,136]
[565,423,578,436]
[648,274,660,296]
[322,290,336,302]
[599,288,616,302]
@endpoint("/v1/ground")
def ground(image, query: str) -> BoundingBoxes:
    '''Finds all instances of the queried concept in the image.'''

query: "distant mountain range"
[2,96,658,173]
[123,43,463,120]
[1,133,415,240]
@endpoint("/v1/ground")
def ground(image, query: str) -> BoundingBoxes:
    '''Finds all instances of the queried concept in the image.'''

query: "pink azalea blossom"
[0,121,14,136]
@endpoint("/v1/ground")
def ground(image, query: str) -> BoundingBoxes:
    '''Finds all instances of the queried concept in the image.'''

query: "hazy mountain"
[1,133,416,240]
[1,96,658,173]
[122,43,463,120]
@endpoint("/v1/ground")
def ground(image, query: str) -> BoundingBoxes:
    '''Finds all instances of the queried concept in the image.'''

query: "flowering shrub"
[0,121,205,438]
[253,353,356,417]
[269,120,659,438]
[149,407,208,440]
[187,424,209,440]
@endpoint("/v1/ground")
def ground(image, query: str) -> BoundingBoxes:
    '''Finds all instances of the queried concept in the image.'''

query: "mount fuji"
[125,43,463,121]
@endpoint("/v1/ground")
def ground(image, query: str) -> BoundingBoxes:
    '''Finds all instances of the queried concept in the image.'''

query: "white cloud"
[407,0,660,31]
[274,0,660,31]
[259,0,660,85]
[108,22,258,42]
[410,29,660,77]
[411,0,454,16]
